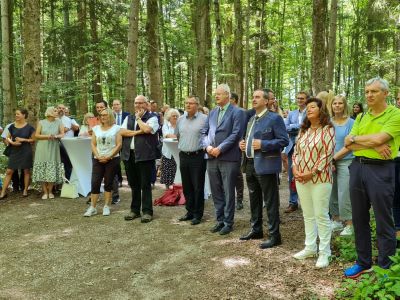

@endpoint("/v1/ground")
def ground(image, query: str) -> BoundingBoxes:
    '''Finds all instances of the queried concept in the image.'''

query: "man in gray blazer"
[201,84,245,235]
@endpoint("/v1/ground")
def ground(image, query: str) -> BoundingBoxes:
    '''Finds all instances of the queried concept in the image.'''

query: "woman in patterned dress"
[32,106,65,199]
[292,98,335,268]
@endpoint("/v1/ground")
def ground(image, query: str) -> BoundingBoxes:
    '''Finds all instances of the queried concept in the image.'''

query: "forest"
[0,0,399,125]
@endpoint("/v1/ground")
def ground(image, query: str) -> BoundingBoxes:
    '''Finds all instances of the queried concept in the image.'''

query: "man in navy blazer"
[283,91,308,213]
[201,84,246,235]
[239,89,289,248]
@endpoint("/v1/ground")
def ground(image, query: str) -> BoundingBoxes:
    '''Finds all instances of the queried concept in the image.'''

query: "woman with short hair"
[0,109,35,199]
[292,98,335,268]
[84,108,121,217]
[160,109,179,189]
[32,106,65,199]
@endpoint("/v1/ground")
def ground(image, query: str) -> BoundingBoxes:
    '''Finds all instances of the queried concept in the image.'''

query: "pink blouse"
[293,125,335,184]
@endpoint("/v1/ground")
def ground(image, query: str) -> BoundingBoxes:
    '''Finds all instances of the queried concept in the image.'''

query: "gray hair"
[165,108,180,122]
[217,83,231,99]
[365,77,389,92]
[135,95,149,103]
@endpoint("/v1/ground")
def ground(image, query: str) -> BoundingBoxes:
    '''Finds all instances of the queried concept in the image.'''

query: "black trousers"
[60,143,72,180]
[236,170,244,202]
[246,160,280,237]
[393,157,400,230]
[179,152,206,220]
[349,159,396,269]
[91,157,120,193]
[124,151,154,216]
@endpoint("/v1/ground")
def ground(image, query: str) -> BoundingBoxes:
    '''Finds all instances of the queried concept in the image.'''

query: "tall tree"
[89,0,102,103]
[146,0,163,105]
[1,0,16,123]
[22,0,41,125]
[311,0,328,94]
[232,0,244,106]
[62,0,75,112]
[326,0,338,90]
[213,0,223,79]
[125,0,140,112]
[76,0,88,116]
[192,0,209,105]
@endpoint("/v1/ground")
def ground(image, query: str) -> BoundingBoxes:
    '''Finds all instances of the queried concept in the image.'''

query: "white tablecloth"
[61,137,92,197]
[163,138,211,199]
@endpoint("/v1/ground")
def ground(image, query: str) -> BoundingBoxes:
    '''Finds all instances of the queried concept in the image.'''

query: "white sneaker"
[103,206,110,216]
[41,194,48,200]
[84,206,97,217]
[293,249,318,260]
[331,220,344,232]
[340,225,353,236]
[315,254,330,268]
[48,193,55,199]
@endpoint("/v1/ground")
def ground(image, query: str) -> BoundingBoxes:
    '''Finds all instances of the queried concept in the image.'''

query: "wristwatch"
[350,135,356,143]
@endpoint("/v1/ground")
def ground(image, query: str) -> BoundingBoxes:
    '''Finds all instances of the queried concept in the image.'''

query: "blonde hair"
[331,95,350,118]
[316,90,335,116]
[100,108,115,125]
[45,106,57,117]
[83,112,95,125]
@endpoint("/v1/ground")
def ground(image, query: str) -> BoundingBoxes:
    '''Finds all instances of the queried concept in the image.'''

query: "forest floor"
[0,174,346,300]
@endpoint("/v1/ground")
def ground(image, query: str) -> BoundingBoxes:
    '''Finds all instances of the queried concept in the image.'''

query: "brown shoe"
[141,214,153,223]
[284,204,298,213]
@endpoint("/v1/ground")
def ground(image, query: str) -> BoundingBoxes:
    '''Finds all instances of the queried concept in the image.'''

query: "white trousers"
[296,181,332,256]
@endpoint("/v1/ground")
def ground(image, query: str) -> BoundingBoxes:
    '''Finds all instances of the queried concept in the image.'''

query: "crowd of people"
[1,77,399,279]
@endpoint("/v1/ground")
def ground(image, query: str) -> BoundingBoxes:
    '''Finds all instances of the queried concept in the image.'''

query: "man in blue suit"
[201,84,245,235]
[283,91,308,213]
[239,89,289,248]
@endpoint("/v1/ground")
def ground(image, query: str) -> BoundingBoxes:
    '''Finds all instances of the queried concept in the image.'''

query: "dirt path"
[0,177,343,299]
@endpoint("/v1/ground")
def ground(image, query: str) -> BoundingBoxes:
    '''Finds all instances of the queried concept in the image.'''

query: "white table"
[163,138,211,199]
[61,137,92,197]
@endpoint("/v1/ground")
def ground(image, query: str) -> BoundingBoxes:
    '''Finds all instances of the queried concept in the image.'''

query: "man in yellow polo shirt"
[343,77,400,278]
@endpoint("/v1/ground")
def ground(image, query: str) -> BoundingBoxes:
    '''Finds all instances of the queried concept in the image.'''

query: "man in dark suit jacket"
[239,89,289,248]
[201,84,245,235]
[112,99,130,196]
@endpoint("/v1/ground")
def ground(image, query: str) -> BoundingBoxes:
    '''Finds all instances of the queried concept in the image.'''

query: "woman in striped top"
[292,97,335,268]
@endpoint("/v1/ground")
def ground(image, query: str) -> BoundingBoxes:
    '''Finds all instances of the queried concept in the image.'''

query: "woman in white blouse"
[84,108,121,217]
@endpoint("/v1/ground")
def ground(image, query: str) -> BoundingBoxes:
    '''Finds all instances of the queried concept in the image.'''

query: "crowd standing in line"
[1,77,399,279]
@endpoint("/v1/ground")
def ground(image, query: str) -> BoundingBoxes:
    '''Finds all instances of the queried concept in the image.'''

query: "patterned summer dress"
[32,119,64,183]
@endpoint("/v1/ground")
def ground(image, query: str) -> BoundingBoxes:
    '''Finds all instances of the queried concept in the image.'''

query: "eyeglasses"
[185,102,197,105]
[135,102,145,105]
[297,97,305,100]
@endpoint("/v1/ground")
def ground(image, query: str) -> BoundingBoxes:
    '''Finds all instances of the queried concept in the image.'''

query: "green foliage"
[335,250,400,300]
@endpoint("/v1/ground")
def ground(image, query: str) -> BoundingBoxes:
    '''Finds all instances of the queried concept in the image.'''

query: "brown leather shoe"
[284,204,298,213]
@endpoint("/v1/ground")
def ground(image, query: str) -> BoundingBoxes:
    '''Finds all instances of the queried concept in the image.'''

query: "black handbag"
[3,146,11,157]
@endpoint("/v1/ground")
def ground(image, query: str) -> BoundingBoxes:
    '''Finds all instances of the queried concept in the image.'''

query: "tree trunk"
[243,0,250,108]
[125,0,140,112]
[1,0,16,124]
[326,0,338,90]
[63,0,75,113]
[89,0,102,103]
[213,0,223,79]
[76,0,88,116]
[192,0,209,105]
[276,0,286,101]
[311,0,327,94]
[395,23,400,87]
[146,0,163,105]
[22,0,41,125]
[205,2,213,108]
[232,0,243,107]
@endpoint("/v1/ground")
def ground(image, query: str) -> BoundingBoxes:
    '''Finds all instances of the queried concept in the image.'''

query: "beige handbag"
[60,178,79,199]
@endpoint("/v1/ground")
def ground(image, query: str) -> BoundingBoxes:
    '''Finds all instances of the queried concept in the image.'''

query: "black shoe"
[284,204,298,213]
[124,211,141,221]
[219,225,233,235]
[112,198,120,205]
[236,201,244,210]
[259,236,282,249]
[239,231,264,241]
[191,218,201,225]
[210,223,224,233]
[178,214,193,222]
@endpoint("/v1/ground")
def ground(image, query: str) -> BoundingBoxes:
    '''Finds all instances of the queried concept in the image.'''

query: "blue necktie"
[117,114,121,125]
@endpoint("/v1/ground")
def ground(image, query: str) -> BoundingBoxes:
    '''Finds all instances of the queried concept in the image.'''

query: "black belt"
[354,156,393,165]
[181,150,203,156]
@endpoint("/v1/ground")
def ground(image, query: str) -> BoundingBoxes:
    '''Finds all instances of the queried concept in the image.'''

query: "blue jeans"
[329,159,352,221]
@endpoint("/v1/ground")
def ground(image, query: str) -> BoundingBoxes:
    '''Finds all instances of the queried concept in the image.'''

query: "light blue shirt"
[176,112,207,152]
[332,117,354,160]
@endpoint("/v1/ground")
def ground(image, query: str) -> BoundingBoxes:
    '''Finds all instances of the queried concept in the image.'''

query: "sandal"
[41,194,48,200]
[23,191,28,197]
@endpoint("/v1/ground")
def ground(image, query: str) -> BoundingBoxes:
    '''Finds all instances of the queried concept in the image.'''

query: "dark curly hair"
[16,108,29,119]
[300,97,332,134]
